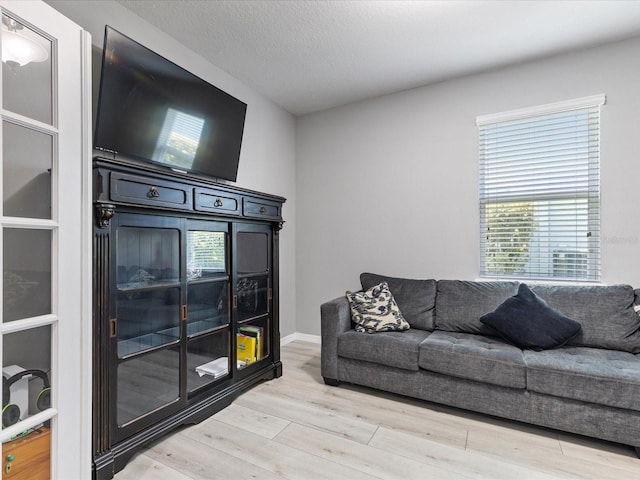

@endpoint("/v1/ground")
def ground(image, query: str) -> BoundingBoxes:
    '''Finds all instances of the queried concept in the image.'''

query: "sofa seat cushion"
[338,329,431,371]
[524,347,640,412]
[360,273,437,331]
[418,331,526,388]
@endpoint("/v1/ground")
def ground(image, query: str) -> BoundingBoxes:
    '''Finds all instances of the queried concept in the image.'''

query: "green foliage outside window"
[188,231,226,272]
[485,202,536,274]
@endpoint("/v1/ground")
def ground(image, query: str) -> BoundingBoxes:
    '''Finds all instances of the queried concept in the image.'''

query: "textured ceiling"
[115,0,640,116]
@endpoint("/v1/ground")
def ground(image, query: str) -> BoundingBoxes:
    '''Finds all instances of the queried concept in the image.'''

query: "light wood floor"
[114,341,640,480]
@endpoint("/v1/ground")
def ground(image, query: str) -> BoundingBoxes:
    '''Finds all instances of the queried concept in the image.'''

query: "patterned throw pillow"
[346,282,410,334]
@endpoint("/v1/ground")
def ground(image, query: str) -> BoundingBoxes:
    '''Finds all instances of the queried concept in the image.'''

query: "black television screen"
[94,26,247,182]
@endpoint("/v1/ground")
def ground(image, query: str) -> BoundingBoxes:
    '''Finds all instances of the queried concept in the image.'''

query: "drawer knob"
[259,206,266,214]
[148,186,160,198]
[214,198,223,207]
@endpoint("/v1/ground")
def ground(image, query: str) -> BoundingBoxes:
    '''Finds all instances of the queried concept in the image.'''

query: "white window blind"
[477,95,604,282]
[187,231,226,273]
[153,108,205,169]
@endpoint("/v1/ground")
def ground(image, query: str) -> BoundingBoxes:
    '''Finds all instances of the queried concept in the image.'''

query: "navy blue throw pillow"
[479,283,581,350]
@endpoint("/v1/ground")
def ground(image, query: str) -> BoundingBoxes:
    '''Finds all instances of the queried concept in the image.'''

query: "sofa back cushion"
[434,280,519,335]
[531,284,640,353]
[360,273,436,330]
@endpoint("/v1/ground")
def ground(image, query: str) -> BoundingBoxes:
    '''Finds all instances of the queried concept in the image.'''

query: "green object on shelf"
[9,429,29,441]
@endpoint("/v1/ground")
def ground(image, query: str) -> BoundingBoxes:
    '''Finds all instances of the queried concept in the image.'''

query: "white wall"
[46,0,297,337]
[296,36,640,336]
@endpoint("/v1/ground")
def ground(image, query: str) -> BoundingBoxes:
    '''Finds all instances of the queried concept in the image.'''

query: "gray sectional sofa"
[320,273,640,456]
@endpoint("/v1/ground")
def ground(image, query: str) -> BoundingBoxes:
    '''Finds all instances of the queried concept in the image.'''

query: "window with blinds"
[477,95,604,282]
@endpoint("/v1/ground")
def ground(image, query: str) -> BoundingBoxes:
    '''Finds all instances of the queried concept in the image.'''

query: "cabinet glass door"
[113,215,182,437]
[116,225,181,356]
[235,231,269,321]
[186,222,230,395]
[233,224,271,370]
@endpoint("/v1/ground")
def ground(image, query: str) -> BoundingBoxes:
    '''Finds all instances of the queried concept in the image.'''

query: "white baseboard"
[281,332,321,345]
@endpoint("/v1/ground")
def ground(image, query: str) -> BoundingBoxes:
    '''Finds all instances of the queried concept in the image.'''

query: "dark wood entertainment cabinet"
[91,157,285,479]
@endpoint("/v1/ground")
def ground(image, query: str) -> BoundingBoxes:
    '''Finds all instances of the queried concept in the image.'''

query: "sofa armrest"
[320,295,352,383]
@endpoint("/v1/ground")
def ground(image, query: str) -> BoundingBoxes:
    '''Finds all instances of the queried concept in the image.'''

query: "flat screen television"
[94,26,247,182]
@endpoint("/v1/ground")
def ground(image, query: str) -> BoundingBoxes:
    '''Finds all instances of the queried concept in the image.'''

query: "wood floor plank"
[110,453,195,480]
[274,422,472,480]
[369,425,566,480]
[235,385,379,444]
[205,403,291,439]
[183,418,380,480]
[255,374,470,448]
[465,414,563,452]
[557,432,640,473]
[466,427,640,480]
[142,431,281,480]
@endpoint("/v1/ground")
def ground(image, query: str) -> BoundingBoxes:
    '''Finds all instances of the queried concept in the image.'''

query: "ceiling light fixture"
[1,16,48,67]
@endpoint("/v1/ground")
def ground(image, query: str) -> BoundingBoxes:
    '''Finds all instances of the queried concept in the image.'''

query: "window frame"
[477,95,605,283]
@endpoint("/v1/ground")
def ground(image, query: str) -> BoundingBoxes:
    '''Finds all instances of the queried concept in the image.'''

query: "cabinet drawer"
[243,198,281,220]
[194,188,241,215]
[110,172,192,210]
[2,427,50,480]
